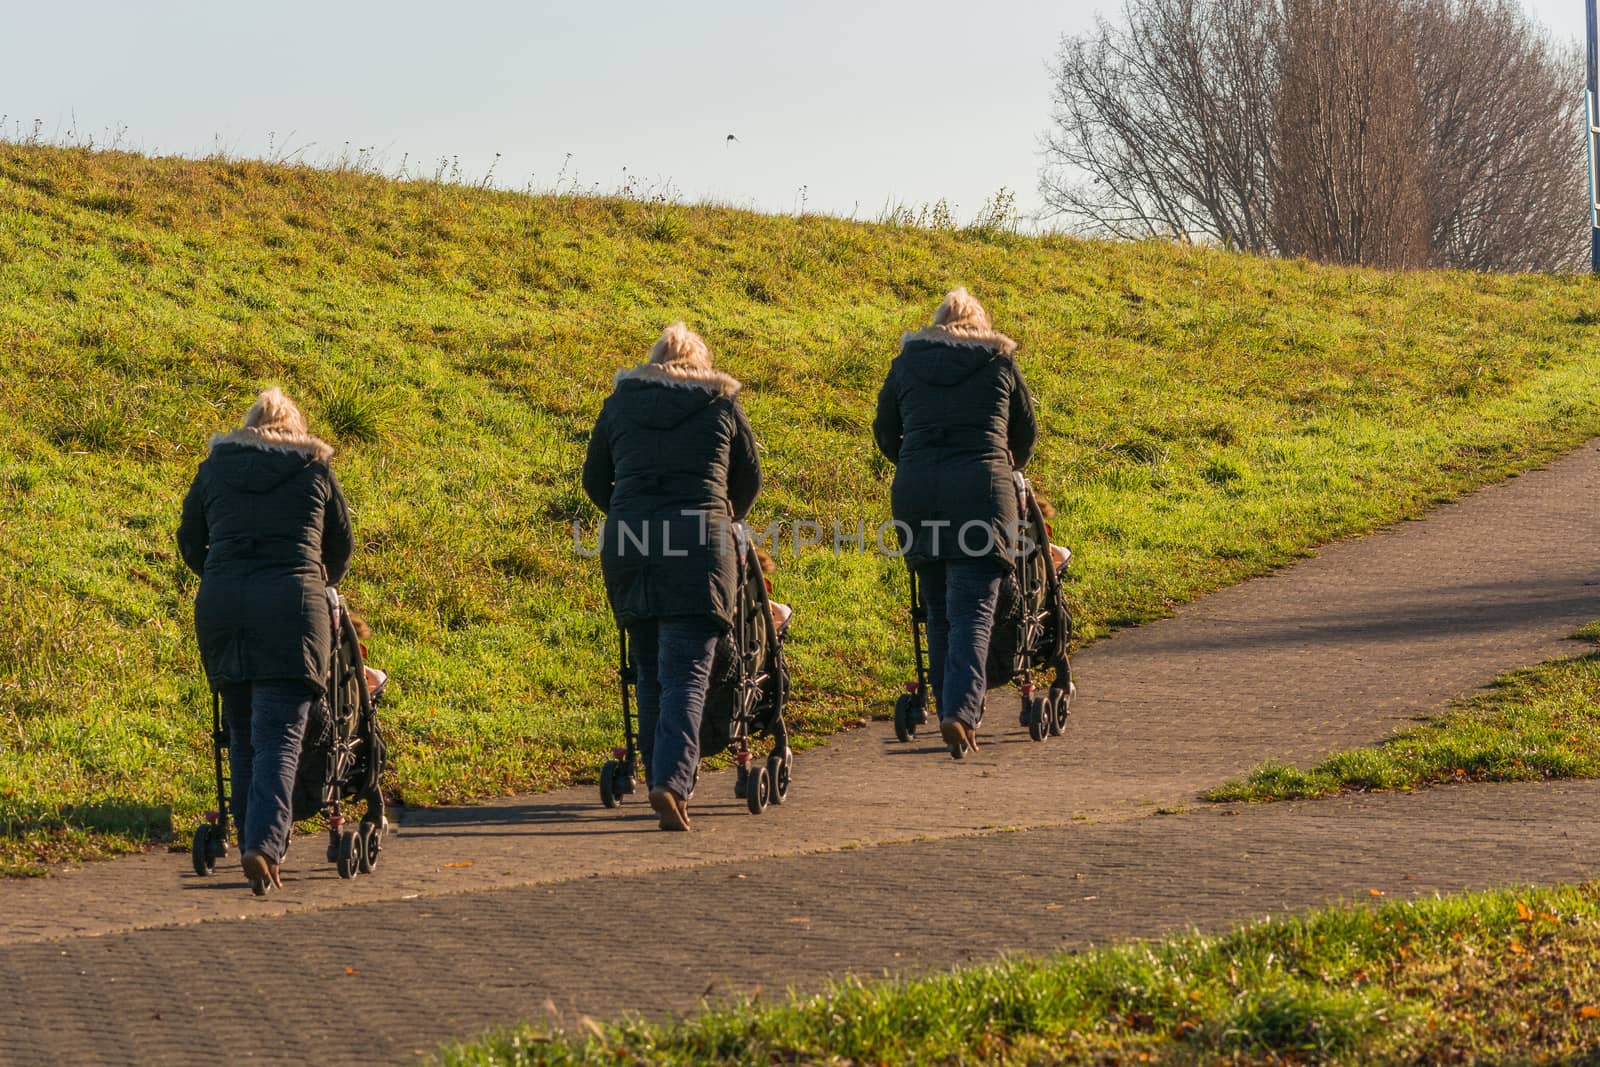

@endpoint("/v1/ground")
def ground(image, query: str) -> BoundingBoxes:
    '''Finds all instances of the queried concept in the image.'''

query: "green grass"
[435,882,1600,1065]
[5,143,1600,871]
[1209,629,1600,802]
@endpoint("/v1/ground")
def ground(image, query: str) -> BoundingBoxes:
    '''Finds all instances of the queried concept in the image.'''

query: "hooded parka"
[873,324,1038,565]
[177,427,354,695]
[582,363,761,630]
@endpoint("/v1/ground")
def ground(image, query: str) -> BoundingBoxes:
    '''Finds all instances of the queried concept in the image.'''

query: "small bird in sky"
[726,133,739,144]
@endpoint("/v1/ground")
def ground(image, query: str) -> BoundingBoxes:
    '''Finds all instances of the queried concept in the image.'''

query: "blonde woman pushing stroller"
[178,388,353,893]
[582,324,762,830]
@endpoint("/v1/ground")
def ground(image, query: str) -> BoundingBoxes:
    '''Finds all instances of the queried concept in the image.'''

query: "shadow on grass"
[1,798,173,841]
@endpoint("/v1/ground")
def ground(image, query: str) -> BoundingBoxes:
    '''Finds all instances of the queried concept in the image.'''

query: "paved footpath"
[4,443,1600,1064]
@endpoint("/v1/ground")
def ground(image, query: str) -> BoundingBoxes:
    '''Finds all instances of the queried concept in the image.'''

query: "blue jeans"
[627,616,721,801]
[221,681,311,864]
[919,558,1003,729]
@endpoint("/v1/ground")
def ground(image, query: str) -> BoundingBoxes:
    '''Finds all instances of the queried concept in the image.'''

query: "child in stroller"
[893,472,1075,755]
[191,589,390,890]
[348,611,389,702]
[751,542,794,633]
[598,526,795,815]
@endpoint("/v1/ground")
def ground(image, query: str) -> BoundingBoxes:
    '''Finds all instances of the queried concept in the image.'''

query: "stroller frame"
[189,589,388,890]
[893,472,1074,756]
[598,539,794,815]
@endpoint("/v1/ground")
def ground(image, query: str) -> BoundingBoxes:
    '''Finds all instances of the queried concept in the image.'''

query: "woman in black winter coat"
[582,323,761,831]
[178,388,353,893]
[873,289,1038,756]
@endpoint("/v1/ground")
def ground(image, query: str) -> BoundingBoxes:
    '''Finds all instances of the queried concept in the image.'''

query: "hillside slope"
[2,143,1599,871]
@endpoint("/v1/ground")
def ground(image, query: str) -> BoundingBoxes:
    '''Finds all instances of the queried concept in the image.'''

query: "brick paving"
[0,784,1593,1065]
[3,443,1600,1064]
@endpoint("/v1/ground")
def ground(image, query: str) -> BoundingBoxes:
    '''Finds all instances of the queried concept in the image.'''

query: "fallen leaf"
[1510,941,1527,954]
[1517,900,1534,922]
[1046,903,1064,910]
[1579,1005,1600,1020]
[344,966,360,976]
[1368,888,1386,897]
[442,861,473,869]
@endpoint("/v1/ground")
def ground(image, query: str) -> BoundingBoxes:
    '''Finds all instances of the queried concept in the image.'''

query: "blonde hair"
[242,387,309,440]
[648,322,713,372]
[932,287,993,333]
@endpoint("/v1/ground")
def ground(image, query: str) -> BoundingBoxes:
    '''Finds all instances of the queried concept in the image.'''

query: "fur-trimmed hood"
[613,361,742,398]
[899,323,1018,358]
[209,426,335,463]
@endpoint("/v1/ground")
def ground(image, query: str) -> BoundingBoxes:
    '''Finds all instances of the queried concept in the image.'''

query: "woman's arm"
[727,401,762,520]
[581,410,615,513]
[176,472,209,576]
[872,373,903,463]
[1006,362,1039,471]
[322,467,355,586]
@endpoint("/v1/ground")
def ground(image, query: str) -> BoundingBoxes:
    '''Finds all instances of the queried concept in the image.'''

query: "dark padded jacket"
[177,429,354,695]
[582,364,761,630]
[872,327,1038,564]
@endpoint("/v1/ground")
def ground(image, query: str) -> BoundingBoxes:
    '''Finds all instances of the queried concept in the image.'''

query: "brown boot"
[648,788,691,832]
[940,718,979,759]
[240,849,282,896]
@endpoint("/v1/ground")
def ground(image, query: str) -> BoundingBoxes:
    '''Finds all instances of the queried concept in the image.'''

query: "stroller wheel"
[1025,694,1051,743]
[336,827,363,880]
[1049,684,1072,736]
[766,752,790,805]
[893,693,919,743]
[599,759,621,809]
[191,824,219,877]
[358,820,382,874]
[746,765,771,815]
[734,763,749,800]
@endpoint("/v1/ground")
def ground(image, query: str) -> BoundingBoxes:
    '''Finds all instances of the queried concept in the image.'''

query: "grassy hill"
[3,142,1600,872]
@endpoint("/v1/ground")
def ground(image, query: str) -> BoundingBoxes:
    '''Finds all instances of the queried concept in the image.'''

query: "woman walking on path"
[582,323,761,831]
[178,388,353,893]
[873,289,1038,756]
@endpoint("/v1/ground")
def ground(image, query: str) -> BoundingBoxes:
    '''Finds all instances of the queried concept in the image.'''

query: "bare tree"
[1271,0,1429,267]
[1040,0,1283,251]
[1408,0,1587,271]
[1042,0,1589,272]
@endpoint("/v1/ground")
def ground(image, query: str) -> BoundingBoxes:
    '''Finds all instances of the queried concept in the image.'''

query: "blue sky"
[1,0,1589,222]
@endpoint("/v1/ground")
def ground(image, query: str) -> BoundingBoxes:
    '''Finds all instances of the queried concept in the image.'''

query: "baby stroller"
[598,534,795,815]
[893,472,1074,756]
[190,589,389,888]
